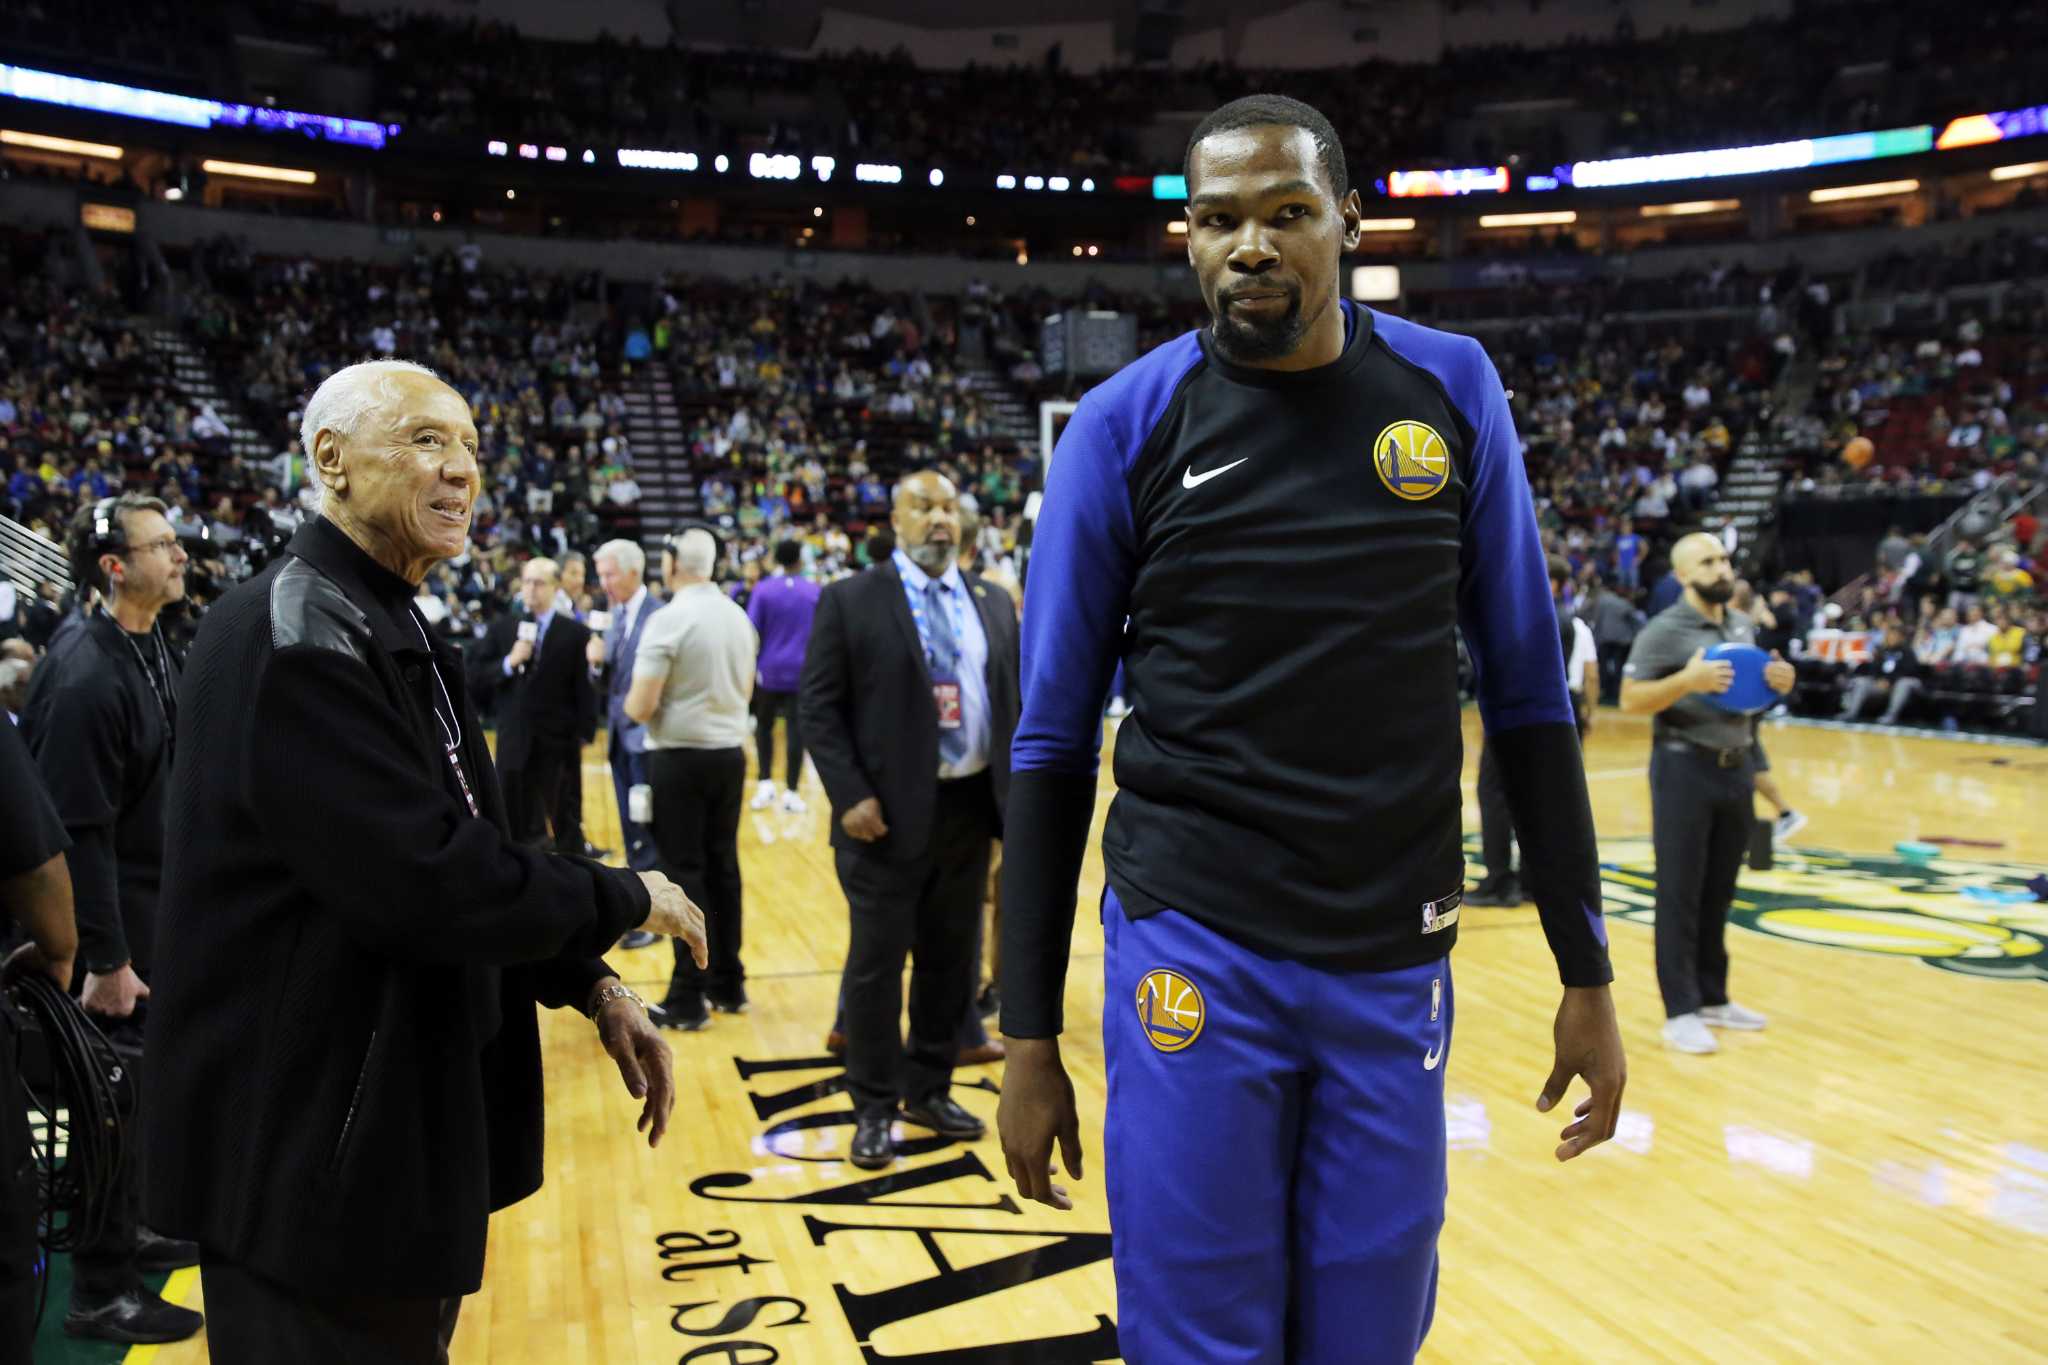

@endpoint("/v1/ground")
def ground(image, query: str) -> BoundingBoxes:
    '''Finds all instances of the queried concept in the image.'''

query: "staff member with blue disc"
[1620,532,1794,1055]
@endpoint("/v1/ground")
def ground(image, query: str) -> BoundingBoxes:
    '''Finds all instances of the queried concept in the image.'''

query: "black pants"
[647,746,747,1011]
[1475,740,1515,886]
[754,689,804,789]
[72,1018,145,1302]
[1597,641,1630,705]
[554,738,586,849]
[200,1257,459,1365]
[504,740,578,850]
[837,772,997,1115]
[1650,744,1754,1018]
[0,1008,37,1362]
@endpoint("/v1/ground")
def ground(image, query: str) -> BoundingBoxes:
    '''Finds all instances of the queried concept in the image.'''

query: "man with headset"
[18,494,203,1345]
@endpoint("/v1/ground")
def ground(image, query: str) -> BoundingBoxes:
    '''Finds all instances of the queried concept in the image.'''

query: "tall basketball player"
[997,95,1626,1363]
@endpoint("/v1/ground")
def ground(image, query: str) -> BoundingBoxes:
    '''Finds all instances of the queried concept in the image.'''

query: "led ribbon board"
[0,62,391,149]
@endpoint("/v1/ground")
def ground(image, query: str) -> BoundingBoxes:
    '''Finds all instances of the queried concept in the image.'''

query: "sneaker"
[749,780,776,810]
[1466,879,1522,908]
[709,986,750,1015]
[1661,1013,1719,1054]
[1772,810,1808,845]
[134,1226,200,1273]
[654,1000,711,1032]
[65,1288,203,1344]
[1701,1002,1767,1031]
[780,789,807,814]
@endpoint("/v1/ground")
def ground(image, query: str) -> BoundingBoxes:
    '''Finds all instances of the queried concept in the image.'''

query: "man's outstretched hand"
[997,1037,1084,1210]
[1536,984,1627,1162]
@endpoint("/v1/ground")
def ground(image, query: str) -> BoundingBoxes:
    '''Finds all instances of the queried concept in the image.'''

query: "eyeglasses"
[123,536,183,557]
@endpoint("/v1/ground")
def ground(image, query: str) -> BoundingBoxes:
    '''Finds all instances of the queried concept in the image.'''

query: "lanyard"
[100,608,175,756]
[411,611,480,817]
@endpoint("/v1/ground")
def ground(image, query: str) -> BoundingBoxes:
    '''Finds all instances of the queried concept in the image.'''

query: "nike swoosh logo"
[1183,458,1249,489]
[1423,1043,1443,1071]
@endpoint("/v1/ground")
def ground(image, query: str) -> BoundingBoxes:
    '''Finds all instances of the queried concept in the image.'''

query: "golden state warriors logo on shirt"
[1135,969,1205,1053]
[1372,419,1451,501]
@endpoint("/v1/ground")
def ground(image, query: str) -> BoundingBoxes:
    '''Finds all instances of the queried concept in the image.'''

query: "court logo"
[1136,968,1206,1052]
[1372,419,1451,501]
[1486,834,2048,986]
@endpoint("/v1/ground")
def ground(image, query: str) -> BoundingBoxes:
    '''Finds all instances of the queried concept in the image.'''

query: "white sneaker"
[1772,810,1807,844]
[1662,1013,1719,1054]
[780,789,807,814]
[1701,1002,1767,1031]
[749,780,775,811]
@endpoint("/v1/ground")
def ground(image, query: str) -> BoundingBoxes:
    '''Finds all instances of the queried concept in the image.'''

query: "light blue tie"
[925,581,969,768]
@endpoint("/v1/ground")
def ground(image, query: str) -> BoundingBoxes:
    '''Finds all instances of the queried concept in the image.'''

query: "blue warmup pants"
[1102,890,1451,1365]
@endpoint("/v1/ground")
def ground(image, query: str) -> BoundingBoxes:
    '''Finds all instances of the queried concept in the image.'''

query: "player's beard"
[1209,282,1306,362]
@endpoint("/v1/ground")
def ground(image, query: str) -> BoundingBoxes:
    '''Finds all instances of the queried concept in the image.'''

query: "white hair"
[593,538,645,577]
[299,358,445,472]
[669,528,717,581]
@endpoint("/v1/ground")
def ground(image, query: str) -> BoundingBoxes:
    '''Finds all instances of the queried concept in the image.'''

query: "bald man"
[470,556,599,848]
[1620,533,1795,1054]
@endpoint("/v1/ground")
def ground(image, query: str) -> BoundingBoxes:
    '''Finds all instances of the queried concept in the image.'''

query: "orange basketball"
[1843,435,1875,469]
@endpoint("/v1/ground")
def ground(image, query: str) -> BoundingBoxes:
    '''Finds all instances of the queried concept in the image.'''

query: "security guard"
[1620,532,1794,1055]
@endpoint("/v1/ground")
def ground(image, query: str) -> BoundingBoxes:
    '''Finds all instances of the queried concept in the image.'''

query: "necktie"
[925,580,968,767]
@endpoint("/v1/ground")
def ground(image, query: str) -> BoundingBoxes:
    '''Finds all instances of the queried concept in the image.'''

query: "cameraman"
[17,495,202,1345]
[1,715,78,1360]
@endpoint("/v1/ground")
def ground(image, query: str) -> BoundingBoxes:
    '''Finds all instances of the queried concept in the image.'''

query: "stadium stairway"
[960,368,1039,448]
[618,366,700,555]
[144,324,277,481]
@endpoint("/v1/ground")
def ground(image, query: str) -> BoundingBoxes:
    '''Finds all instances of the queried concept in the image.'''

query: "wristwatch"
[586,982,645,1018]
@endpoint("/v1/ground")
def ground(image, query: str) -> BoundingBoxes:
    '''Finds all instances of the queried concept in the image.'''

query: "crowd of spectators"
[8,0,2045,187]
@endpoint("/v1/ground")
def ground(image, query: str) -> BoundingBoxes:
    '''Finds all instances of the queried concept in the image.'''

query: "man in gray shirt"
[1620,532,1795,1055]
[626,529,759,1028]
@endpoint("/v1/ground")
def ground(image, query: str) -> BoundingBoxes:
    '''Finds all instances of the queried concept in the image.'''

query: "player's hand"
[841,797,889,843]
[1679,647,1734,695]
[637,872,709,968]
[507,638,535,669]
[594,984,676,1148]
[585,635,607,670]
[998,1036,1084,1210]
[1764,651,1797,696]
[1537,984,1626,1162]
[81,963,149,1019]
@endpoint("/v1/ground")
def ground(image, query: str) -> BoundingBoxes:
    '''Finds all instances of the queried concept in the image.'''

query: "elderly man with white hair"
[585,536,664,947]
[625,527,759,1028]
[143,360,706,1363]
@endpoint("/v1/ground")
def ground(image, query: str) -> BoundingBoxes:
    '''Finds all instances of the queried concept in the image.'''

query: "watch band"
[587,983,644,1018]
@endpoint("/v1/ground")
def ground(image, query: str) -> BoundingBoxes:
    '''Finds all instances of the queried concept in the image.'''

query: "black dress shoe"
[654,1000,711,1031]
[850,1109,896,1170]
[976,984,1000,1018]
[709,985,750,1014]
[135,1226,200,1272]
[619,929,660,951]
[1466,880,1522,907]
[901,1093,985,1139]
[65,1287,204,1344]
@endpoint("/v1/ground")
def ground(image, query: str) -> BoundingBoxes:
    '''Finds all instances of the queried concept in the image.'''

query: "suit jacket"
[597,590,662,756]
[143,516,648,1296]
[468,608,597,770]
[800,562,1019,862]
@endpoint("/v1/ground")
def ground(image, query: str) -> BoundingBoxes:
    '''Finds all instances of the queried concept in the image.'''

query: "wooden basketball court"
[134,711,2047,1364]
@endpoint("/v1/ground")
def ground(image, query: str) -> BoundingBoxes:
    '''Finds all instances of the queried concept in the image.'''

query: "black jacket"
[800,561,1019,861]
[466,606,598,771]
[18,610,178,975]
[143,517,650,1296]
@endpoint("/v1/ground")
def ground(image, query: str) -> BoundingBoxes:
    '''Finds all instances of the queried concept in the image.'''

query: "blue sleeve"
[1446,338,1576,736]
[1012,399,1138,774]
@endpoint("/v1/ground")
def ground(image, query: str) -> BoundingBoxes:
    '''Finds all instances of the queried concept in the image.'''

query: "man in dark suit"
[469,557,598,850]
[801,470,1021,1170]
[586,539,662,878]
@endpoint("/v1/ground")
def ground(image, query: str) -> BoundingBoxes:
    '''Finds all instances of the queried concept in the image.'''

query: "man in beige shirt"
[626,528,759,1028]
